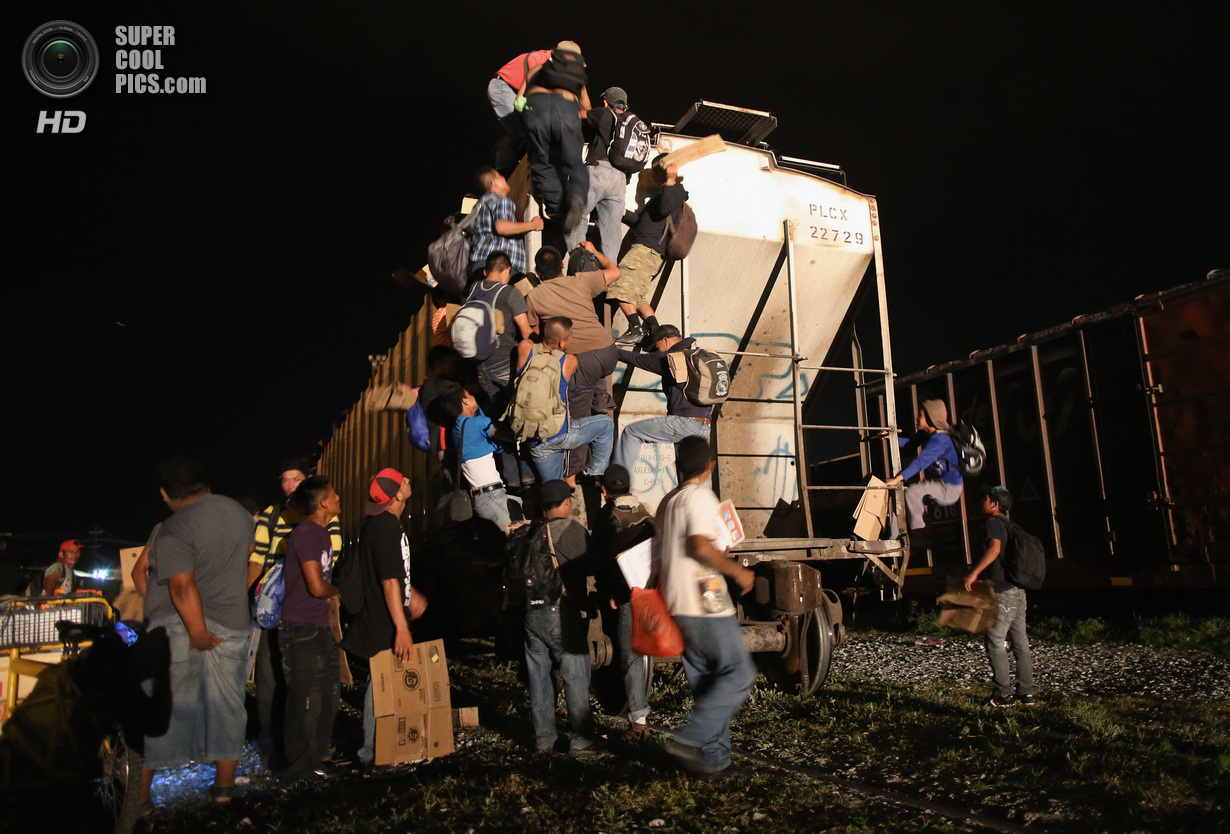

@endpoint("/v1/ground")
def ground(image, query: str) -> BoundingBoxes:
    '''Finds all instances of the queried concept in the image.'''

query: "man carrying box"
[339,468,428,770]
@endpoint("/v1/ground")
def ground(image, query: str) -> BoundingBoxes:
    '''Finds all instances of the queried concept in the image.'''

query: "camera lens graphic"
[24,21,98,98]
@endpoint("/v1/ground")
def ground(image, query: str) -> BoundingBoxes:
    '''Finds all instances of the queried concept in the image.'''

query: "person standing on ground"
[592,464,655,742]
[522,479,598,754]
[279,475,343,783]
[247,459,342,769]
[339,468,428,769]
[657,436,756,779]
[140,457,254,810]
[964,485,1037,708]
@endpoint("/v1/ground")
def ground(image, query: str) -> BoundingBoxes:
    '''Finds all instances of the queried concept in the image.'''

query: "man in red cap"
[42,539,83,595]
[340,467,428,770]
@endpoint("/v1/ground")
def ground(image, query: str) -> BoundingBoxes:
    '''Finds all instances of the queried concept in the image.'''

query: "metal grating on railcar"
[670,101,779,146]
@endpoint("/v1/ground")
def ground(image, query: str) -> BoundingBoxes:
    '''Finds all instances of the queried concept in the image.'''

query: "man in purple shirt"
[279,475,342,783]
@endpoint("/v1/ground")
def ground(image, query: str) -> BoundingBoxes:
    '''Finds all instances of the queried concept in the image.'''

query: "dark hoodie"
[617,336,712,419]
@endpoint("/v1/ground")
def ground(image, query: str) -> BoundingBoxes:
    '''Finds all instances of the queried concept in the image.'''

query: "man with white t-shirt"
[656,436,756,780]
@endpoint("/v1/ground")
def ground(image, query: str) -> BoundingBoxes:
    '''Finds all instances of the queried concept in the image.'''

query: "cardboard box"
[370,639,453,765]
[936,576,998,634]
[852,477,891,541]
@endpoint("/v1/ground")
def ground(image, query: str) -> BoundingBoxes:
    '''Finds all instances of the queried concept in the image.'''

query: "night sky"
[3,4,1225,560]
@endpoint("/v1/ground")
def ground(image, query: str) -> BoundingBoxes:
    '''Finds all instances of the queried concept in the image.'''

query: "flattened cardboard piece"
[937,576,998,634]
[375,713,428,764]
[371,640,454,765]
[118,547,141,591]
[659,134,727,170]
[328,596,353,686]
[667,351,688,384]
[370,639,450,718]
[852,476,890,541]
[113,545,145,621]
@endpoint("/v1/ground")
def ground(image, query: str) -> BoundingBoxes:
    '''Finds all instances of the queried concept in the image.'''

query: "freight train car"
[863,270,1229,594]
[318,102,908,698]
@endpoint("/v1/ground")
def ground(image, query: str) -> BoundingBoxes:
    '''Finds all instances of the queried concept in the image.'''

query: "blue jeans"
[279,621,340,782]
[359,675,376,764]
[618,602,650,724]
[529,413,614,482]
[472,486,521,531]
[674,615,756,773]
[984,585,1035,699]
[615,415,712,475]
[564,160,629,263]
[143,617,249,769]
[522,92,588,216]
[524,603,594,751]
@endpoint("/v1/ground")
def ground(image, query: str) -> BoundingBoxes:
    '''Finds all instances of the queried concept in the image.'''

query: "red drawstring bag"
[629,587,684,657]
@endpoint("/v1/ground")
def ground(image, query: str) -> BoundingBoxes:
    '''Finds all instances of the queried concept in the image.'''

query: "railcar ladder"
[675,215,909,592]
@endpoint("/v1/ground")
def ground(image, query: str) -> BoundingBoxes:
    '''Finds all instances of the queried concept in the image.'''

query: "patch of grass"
[139,644,1230,834]
[1028,613,1230,656]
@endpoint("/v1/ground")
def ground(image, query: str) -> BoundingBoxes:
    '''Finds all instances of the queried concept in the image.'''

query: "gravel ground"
[834,631,1230,701]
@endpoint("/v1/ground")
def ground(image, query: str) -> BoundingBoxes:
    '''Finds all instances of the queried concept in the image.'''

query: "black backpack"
[1002,518,1046,590]
[502,520,563,610]
[607,110,650,175]
[332,550,370,618]
[945,421,987,476]
[673,347,730,406]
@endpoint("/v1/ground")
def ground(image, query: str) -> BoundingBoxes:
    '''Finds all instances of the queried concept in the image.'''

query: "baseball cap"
[59,539,83,553]
[602,464,631,493]
[602,86,628,108]
[366,467,405,515]
[540,479,573,506]
[986,485,1014,510]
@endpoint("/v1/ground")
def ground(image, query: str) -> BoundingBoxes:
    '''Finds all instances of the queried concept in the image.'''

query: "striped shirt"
[250,502,343,579]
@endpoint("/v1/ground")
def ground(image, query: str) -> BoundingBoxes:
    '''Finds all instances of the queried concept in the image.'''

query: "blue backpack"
[252,559,286,629]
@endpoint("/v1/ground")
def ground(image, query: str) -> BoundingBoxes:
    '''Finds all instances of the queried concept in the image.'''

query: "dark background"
[3,3,1225,563]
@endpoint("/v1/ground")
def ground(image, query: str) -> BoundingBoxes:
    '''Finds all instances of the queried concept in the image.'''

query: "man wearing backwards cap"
[42,539,83,595]
[564,85,637,263]
[884,399,964,546]
[340,467,427,770]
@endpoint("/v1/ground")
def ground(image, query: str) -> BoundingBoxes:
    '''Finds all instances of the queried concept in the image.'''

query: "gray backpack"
[426,210,479,301]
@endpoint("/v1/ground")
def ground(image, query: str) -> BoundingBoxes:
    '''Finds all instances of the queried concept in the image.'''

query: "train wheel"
[753,604,835,699]
[91,722,143,834]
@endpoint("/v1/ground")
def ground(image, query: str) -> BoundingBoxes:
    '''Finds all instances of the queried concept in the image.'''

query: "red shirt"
[495,50,551,90]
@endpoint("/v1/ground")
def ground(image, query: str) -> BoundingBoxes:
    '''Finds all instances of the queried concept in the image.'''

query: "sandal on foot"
[209,785,236,803]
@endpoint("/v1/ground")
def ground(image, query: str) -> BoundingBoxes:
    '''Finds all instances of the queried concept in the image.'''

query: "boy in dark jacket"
[593,464,655,741]
[610,156,688,345]
[613,324,712,474]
